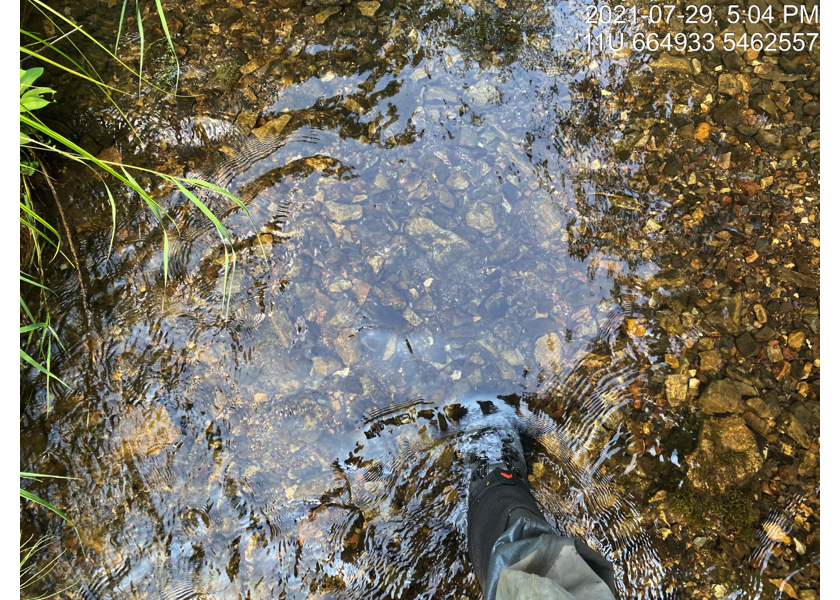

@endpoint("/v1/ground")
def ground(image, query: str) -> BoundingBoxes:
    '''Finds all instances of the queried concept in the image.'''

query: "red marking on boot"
[500,472,513,479]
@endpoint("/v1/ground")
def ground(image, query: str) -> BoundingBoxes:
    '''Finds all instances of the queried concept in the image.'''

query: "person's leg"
[464,428,616,600]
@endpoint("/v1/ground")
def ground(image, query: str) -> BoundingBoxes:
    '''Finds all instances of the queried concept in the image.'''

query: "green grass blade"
[171,181,232,244]
[26,0,200,99]
[119,165,177,230]
[45,324,65,350]
[221,245,232,318]
[19,46,124,94]
[20,272,57,294]
[19,217,62,261]
[21,551,63,591]
[20,349,69,388]
[22,116,163,223]
[153,0,179,92]
[162,229,169,294]
[19,489,72,524]
[20,472,78,480]
[20,202,62,246]
[20,534,51,569]
[27,0,157,91]
[45,330,53,411]
[20,202,61,240]
[172,180,237,316]
[136,0,144,97]
[179,177,267,261]
[105,183,117,258]
[20,323,47,334]
[119,166,174,291]
[20,298,37,324]
[22,27,143,139]
[115,0,129,52]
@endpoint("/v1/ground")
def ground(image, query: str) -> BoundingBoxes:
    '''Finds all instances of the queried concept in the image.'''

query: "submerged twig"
[20,28,80,63]
[35,156,92,330]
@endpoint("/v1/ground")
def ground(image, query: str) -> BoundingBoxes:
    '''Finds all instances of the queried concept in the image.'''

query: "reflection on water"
[20,0,819,597]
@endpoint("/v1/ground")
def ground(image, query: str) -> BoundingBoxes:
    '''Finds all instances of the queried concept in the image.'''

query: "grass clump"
[20,0,264,595]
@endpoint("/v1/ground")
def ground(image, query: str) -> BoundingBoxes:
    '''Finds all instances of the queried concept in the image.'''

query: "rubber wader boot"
[464,429,553,594]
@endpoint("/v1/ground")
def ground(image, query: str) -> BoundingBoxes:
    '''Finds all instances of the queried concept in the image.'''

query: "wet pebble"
[718,73,742,97]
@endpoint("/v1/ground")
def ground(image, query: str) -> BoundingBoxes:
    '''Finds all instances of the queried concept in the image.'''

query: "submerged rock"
[534,332,562,367]
[698,378,756,415]
[252,114,292,141]
[315,6,342,24]
[357,1,379,17]
[713,99,742,128]
[780,412,811,448]
[650,55,692,74]
[718,73,742,97]
[209,62,242,91]
[117,405,179,459]
[705,293,742,335]
[325,201,363,223]
[466,201,497,234]
[405,217,468,265]
[688,415,762,491]
[665,372,689,408]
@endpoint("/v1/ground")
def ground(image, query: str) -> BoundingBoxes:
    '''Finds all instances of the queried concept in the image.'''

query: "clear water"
[20,0,819,597]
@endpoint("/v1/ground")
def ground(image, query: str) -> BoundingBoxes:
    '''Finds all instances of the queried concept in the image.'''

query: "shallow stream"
[21,0,820,597]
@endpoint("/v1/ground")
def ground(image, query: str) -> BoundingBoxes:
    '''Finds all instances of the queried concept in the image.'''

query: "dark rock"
[791,402,814,427]
[754,237,770,253]
[736,332,759,358]
[705,294,742,335]
[780,411,811,448]
[743,410,772,437]
[778,55,800,74]
[783,135,799,149]
[713,99,742,127]
[746,396,781,420]
[662,156,681,177]
[677,124,695,140]
[801,309,819,333]
[501,182,520,202]
[216,7,242,24]
[723,51,745,71]
[754,326,778,342]
[755,130,780,148]
[698,378,756,414]
[803,101,819,116]
[773,266,817,288]
[751,95,779,119]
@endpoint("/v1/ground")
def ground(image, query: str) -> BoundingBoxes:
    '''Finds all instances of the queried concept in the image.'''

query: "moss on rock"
[210,62,242,92]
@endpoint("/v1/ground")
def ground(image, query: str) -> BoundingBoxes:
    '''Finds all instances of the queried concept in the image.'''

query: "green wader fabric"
[486,510,617,600]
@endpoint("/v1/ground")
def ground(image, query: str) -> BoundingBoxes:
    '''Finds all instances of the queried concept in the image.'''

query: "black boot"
[462,427,553,594]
